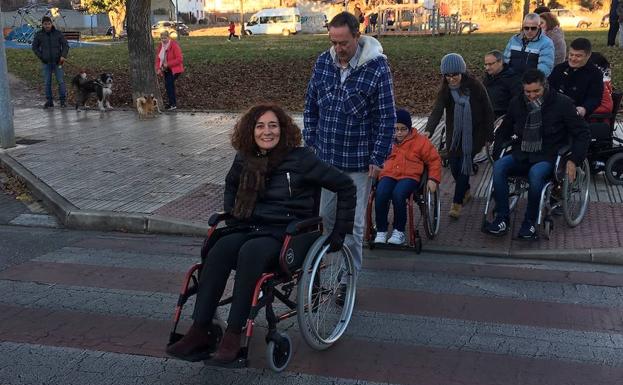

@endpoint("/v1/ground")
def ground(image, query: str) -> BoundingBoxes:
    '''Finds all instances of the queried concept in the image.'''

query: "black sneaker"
[517,220,538,240]
[485,217,509,236]
[43,101,53,109]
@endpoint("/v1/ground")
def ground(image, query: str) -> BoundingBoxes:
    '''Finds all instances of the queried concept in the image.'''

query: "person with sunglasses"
[425,53,495,219]
[503,13,555,77]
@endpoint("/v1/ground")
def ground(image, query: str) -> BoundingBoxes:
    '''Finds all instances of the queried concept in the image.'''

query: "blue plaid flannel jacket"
[303,36,396,172]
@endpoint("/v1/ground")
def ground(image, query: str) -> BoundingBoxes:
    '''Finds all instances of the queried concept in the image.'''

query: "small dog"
[72,72,114,111]
[136,94,161,119]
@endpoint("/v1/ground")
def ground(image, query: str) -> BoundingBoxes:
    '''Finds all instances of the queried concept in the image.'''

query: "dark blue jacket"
[548,62,604,117]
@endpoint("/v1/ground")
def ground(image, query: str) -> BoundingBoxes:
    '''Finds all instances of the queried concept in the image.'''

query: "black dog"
[72,72,113,111]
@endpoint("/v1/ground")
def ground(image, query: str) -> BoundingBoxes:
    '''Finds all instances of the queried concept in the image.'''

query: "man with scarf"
[485,69,590,239]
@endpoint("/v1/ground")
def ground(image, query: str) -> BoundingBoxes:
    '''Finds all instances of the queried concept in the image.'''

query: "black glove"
[324,230,345,253]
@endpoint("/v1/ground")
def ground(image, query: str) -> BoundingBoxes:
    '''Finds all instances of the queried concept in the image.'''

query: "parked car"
[459,21,479,34]
[151,21,190,39]
[550,9,591,29]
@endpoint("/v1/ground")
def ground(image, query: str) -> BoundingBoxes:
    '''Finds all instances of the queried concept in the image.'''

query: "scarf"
[450,87,473,176]
[159,40,170,70]
[232,147,289,220]
[521,93,545,153]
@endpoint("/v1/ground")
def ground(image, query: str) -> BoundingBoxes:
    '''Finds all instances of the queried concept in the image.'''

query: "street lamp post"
[0,4,16,149]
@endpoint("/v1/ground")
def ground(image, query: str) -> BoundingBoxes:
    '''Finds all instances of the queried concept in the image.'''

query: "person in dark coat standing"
[31,16,69,108]
[425,53,495,219]
[166,103,356,365]
[608,0,620,46]
[482,50,522,118]
[548,38,604,119]
[485,69,590,239]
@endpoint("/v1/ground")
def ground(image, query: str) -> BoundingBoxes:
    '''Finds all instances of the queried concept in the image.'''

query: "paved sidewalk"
[1,105,623,263]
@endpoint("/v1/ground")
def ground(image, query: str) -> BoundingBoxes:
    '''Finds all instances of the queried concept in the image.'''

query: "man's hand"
[576,106,587,117]
[368,164,381,179]
[59,57,65,65]
[426,180,437,193]
[566,160,576,183]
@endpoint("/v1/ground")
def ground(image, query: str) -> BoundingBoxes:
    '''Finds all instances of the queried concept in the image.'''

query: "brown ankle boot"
[166,323,214,362]
[213,329,242,363]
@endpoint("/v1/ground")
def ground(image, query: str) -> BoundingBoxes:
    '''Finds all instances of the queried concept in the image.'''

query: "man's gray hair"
[523,13,541,24]
[486,50,504,62]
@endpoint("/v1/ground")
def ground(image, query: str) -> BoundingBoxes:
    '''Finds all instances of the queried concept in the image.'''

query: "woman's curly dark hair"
[231,103,302,155]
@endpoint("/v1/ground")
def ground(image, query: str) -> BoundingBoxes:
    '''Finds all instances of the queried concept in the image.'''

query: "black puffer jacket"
[548,62,604,117]
[224,147,356,235]
[31,26,69,65]
[483,64,522,117]
[496,90,590,165]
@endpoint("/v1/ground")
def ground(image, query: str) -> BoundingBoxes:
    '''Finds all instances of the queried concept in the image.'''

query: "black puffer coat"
[483,64,522,117]
[31,26,69,65]
[495,90,590,165]
[224,147,356,236]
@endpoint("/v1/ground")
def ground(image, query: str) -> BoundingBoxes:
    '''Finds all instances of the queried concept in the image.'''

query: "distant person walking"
[608,0,620,46]
[155,31,184,110]
[503,13,554,76]
[304,12,395,293]
[31,16,69,109]
[228,21,240,41]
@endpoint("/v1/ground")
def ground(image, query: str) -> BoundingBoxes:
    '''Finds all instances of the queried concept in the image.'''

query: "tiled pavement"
[2,106,623,255]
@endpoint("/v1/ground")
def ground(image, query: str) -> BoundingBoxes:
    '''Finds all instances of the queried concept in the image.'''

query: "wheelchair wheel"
[297,236,356,351]
[266,332,292,372]
[421,187,441,239]
[605,152,623,185]
[562,159,590,227]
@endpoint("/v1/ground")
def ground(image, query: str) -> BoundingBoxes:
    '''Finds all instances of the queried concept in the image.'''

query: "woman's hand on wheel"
[324,230,345,252]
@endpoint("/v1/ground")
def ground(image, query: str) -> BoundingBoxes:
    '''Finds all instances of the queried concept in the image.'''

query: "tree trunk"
[126,0,161,107]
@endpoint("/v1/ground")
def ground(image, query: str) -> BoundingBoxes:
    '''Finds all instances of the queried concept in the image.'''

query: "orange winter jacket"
[379,131,442,183]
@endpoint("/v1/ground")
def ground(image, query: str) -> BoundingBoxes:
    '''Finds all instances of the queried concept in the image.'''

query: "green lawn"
[8,31,620,113]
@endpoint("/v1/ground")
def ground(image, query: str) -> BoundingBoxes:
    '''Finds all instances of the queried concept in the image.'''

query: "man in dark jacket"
[485,69,590,240]
[482,50,522,118]
[31,16,69,108]
[549,38,604,119]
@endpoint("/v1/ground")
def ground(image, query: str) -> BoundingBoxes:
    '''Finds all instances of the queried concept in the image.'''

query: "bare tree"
[126,0,161,106]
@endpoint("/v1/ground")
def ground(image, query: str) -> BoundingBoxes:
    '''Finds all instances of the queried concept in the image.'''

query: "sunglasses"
[444,73,461,78]
[523,26,539,31]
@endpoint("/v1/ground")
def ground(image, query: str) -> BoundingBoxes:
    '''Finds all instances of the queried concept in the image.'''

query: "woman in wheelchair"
[425,53,495,219]
[166,103,356,364]
[485,69,590,239]
[374,108,442,245]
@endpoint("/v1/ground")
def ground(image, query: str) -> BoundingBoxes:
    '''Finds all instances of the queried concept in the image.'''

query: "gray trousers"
[320,171,371,273]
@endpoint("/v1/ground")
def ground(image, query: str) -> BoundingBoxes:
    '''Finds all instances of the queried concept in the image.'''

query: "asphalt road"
[1,220,623,384]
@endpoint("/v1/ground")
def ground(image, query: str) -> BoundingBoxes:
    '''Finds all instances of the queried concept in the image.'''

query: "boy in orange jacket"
[374,109,442,244]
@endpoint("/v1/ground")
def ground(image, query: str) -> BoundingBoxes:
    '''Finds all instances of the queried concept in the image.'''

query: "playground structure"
[372,3,474,36]
[6,4,68,44]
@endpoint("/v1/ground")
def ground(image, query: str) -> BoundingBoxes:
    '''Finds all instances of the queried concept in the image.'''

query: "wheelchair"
[587,90,623,185]
[364,167,441,253]
[481,141,590,240]
[167,212,357,372]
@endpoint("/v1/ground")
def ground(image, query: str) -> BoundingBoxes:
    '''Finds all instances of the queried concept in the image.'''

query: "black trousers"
[608,18,619,46]
[192,231,281,332]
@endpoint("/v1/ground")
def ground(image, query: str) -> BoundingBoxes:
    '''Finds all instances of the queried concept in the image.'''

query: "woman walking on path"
[155,31,184,110]
[425,53,495,219]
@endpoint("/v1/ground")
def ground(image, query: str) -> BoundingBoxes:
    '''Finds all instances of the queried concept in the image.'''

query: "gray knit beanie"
[440,53,467,75]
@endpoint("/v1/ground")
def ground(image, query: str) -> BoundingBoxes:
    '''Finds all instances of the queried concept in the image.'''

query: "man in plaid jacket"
[304,12,396,299]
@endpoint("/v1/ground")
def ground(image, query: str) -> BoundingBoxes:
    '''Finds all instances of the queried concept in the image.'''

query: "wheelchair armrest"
[208,212,233,226]
[285,216,323,235]
[557,144,571,156]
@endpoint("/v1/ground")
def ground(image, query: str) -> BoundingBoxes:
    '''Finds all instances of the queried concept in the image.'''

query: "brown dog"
[136,94,161,119]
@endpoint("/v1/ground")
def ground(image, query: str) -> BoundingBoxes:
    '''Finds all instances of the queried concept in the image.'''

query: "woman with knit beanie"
[425,53,495,219]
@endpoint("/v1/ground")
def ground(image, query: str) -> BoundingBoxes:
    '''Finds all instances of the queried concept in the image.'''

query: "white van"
[244,7,302,36]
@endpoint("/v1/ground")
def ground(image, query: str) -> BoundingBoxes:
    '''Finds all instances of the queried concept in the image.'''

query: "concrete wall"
[1,10,110,33]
